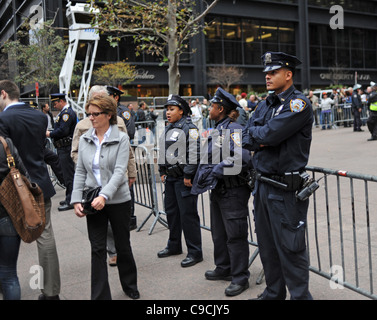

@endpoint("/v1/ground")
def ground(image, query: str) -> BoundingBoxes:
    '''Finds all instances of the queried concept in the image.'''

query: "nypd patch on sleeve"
[122,111,131,120]
[290,99,306,113]
[189,129,199,140]
[231,132,241,147]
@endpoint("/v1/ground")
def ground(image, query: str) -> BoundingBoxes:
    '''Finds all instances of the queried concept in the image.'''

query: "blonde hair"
[85,95,117,125]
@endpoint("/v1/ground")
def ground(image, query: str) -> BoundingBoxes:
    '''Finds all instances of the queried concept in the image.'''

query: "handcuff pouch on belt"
[53,137,72,148]
[166,163,184,178]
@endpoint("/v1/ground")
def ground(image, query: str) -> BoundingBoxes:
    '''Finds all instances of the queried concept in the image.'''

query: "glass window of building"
[308,0,377,14]
[206,15,296,65]
[309,24,377,69]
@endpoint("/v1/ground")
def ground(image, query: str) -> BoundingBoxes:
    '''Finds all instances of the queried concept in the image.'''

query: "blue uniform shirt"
[117,104,135,140]
[192,116,251,195]
[242,85,313,175]
[158,116,200,180]
[49,104,77,140]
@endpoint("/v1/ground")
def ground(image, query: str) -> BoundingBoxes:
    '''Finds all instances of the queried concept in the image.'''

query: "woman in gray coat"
[71,95,139,300]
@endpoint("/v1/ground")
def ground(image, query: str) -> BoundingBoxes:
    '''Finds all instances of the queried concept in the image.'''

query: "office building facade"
[1,0,377,98]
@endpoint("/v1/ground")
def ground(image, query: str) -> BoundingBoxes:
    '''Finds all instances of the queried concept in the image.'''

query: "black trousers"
[86,201,137,300]
[353,109,362,131]
[57,146,75,203]
[210,185,251,285]
[253,181,312,300]
[164,177,202,259]
[367,111,377,138]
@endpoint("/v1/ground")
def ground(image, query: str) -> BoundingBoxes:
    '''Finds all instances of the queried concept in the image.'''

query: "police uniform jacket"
[242,85,313,175]
[351,92,362,111]
[49,104,77,141]
[117,104,135,140]
[192,116,251,195]
[158,116,200,180]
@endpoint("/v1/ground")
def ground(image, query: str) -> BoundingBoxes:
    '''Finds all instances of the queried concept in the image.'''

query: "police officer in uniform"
[367,81,377,141]
[192,87,252,297]
[106,86,136,141]
[351,84,364,132]
[158,95,203,267]
[243,52,313,300]
[47,93,77,211]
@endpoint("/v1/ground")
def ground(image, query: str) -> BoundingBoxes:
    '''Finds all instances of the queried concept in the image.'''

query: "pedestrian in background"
[308,91,319,127]
[320,92,334,130]
[71,95,139,300]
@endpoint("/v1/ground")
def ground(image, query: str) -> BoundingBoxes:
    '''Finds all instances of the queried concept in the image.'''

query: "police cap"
[106,85,124,96]
[353,84,362,91]
[210,87,240,111]
[164,94,190,115]
[371,81,377,88]
[261,51,302,72]
[50,93,66,102]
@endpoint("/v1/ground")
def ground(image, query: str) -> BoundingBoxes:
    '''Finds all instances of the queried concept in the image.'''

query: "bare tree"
[207,65,245,91]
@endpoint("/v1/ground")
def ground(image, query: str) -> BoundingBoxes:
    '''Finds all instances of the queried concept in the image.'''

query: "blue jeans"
[0,216,21,300]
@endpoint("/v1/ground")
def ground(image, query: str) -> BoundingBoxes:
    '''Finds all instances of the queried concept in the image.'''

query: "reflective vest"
[370,101,377,112]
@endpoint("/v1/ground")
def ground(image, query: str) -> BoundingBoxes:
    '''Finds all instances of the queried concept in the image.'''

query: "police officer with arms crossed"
[243,52,313,300]
[47,93,77,211]
[192,87,252,297]
[158,95,203,267]
[367,81,377,141]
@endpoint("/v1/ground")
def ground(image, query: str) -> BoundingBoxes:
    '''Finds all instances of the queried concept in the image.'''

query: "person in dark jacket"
[0,80,60,300]
[367,81,377,141]
[192,87,252,297]
[351,84,364,132]
[157,94,203,268]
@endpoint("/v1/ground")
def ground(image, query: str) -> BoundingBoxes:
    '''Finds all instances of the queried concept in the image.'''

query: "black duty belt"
[218,175,248,190]
[53,137,72,149]
[166,163,184,178]
[256,172,304,191]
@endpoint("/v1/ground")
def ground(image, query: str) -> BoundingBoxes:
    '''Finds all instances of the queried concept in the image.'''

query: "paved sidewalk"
[5,125,376,301]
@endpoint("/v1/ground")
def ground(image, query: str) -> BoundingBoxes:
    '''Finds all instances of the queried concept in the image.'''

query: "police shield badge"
[290,99,306,113]
[122,111,131,120]
[189,129,199,140]
[231,132,241,147]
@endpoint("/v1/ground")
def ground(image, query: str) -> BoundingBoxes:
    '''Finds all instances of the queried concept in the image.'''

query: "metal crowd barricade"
[321,102,369,129]
[134,145,262,279]
[132,144,168,235]
[305,166,377,300]
[133,146,377,298]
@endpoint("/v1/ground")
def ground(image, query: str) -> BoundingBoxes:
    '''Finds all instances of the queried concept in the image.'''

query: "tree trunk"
[167,0,180,95]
